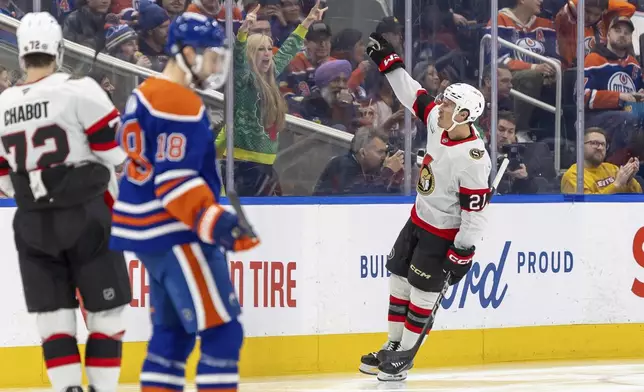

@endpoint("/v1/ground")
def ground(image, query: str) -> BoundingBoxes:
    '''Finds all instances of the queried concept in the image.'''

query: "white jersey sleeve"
[384,68,437,125]
[68,77,126,166]
[0,153,14,197]
[454,155,492,249]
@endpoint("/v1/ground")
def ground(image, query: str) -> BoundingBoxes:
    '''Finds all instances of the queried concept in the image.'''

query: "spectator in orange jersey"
[486,0,559,133]
[555,0,635,69]
[584,16,643,152]
[186,0,243,33]
[279,21,332,100]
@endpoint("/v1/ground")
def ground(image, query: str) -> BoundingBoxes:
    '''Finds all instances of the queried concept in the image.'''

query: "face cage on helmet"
[174,42,230,90]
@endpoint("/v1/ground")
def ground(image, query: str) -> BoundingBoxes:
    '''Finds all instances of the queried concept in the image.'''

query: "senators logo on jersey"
[417,154,435,195]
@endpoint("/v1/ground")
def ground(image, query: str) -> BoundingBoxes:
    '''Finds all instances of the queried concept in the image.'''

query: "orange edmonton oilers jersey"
[110,77,223,252]
[584,45,643,110]
[486,8,558,71]
[555,0,635,68]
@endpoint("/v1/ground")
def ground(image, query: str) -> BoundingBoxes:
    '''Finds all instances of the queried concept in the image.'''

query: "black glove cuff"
[378,53,405,74]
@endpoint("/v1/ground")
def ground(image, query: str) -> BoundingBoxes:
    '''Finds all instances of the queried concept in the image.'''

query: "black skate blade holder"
[377,158,509,366]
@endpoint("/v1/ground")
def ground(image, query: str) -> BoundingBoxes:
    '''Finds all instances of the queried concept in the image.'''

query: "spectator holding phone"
[266,0,305,48]
[217,1,327,196]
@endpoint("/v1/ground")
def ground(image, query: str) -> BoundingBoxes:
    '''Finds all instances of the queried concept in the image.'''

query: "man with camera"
[490,111,555,194]
[313,126,404,195]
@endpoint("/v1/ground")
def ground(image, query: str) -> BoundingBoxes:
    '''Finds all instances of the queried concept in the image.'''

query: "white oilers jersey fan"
[0,73,125,205]
[385,69,492,250]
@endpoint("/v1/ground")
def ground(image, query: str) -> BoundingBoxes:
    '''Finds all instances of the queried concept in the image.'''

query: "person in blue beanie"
[136,0,170,71]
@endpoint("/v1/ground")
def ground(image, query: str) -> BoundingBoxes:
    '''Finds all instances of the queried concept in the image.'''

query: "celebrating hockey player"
[0,12,131,392]
[109,12,259,392]
[359,33,492,381]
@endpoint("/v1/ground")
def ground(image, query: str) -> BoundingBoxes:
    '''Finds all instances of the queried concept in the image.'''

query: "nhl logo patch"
[103,288,115,301]
[469,148,485,160]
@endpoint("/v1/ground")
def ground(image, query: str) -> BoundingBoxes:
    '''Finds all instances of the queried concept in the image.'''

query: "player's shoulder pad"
[0,85,20,105]
[134,77,205,121]
[65,75,103,92]
[65,75,112,103]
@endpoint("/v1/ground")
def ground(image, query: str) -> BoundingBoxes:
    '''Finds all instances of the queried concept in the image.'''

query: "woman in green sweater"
[217,1,327,196]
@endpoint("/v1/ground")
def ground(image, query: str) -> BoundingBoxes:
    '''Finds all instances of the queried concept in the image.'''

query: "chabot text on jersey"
[4,100,50,126]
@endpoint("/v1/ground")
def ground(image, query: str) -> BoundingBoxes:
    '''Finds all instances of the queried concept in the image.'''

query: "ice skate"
[377,359,413,381]
[359,340,400,375]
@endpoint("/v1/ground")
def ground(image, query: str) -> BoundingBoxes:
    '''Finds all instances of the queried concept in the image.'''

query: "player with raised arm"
[358,33,492,382]
[109,12,259,392]
[0,12,131,392]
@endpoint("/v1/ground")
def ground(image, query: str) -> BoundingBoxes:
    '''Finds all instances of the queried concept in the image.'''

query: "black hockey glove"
[442,245,475,285]
[366,32,405,75]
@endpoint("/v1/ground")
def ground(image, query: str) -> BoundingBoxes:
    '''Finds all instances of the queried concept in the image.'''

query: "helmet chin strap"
[445,110,468,133]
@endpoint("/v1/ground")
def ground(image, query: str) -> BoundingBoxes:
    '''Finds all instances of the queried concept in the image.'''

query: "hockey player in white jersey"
[359,32,492,381]
[0,12,131,392]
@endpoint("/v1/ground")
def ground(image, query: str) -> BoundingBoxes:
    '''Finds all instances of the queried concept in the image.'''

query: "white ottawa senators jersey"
[384,69,492,249]
[0,73,125,197]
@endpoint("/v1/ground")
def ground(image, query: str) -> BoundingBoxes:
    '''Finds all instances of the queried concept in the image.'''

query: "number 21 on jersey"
[459,187,491,212]
[120,120,187,185]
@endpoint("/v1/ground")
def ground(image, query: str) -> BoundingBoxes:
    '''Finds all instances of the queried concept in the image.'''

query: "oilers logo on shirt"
[608,72,636,93]
[514,37,545,64]
[584,36,596,56]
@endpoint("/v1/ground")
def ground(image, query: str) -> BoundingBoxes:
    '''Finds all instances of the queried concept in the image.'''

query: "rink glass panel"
[0,2,642,198]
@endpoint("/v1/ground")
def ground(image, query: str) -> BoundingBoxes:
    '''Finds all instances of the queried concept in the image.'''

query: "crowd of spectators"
[1,0,644,196]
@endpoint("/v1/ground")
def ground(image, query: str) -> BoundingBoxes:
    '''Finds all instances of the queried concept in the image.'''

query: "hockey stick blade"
[376,159,509,365]
[227,190,258,239]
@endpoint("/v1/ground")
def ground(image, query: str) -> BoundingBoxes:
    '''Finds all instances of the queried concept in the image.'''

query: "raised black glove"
[442,245,475,285]
[366,32,405,74]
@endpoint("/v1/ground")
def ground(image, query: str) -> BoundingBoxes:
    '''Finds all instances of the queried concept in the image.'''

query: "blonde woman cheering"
[217,1,327,196]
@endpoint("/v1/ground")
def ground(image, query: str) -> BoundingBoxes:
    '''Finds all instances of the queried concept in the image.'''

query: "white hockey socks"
[388,274,411,342]
[85,307,126,392]
[400,287,439,350]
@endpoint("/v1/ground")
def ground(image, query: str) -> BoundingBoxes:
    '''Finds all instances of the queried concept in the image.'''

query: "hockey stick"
[227,190,258,240]
[377,158,509,365]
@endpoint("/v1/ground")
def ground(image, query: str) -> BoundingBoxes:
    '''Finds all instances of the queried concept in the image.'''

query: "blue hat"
[137,0,170,32]
[106,24,137,53]
[119,7,138,22]
[165,12,226,56]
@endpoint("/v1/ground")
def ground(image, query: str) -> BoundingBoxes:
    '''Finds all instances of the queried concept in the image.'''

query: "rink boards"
[2,200,644,387]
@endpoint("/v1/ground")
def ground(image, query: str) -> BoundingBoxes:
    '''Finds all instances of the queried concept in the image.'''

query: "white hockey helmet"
[438,83,485,132]
[17,12,64,70]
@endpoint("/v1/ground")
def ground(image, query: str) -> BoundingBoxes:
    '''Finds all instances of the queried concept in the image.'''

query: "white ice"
[6,360,644,391]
